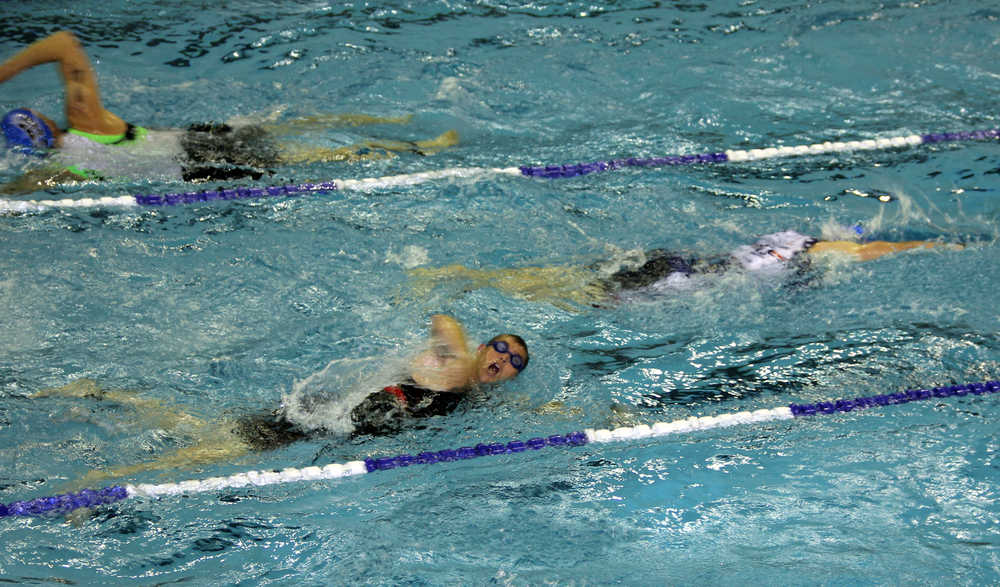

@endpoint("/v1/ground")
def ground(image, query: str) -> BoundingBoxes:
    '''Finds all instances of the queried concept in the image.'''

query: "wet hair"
[489,333,530,369]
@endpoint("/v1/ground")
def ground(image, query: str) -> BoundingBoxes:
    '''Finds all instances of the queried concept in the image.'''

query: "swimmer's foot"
[412,130,460,154]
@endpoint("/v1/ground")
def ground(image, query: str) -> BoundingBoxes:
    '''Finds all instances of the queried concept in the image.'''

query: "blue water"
[2,0,999,584]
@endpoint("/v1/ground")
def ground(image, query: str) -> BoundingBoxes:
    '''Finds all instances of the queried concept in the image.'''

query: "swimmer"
[407,230,962,308]
[36,315,528,486]
[241,314,529,445]
[0,31,460,194]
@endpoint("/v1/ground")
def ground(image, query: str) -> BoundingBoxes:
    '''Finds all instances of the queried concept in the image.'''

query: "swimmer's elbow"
[51,31,80,44]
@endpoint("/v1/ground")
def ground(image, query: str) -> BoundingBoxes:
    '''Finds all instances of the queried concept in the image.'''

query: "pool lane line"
[1,380,997,519]
[1,128,996,214]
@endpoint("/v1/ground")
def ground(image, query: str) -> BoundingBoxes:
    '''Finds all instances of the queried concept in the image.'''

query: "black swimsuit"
[350,381,464,437]
[179,122,280,182]
[603,249,699,291]
[233,381,465,449]
[233,410,310,452]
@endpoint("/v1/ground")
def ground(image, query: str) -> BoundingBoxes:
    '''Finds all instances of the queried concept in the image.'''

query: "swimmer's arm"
[808,240,957,262]
[0,31,126,135]
[429,314,470,358]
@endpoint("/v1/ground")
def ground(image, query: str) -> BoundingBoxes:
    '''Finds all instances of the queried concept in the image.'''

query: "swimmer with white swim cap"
[242,315,530,444]
[407,231,962,307]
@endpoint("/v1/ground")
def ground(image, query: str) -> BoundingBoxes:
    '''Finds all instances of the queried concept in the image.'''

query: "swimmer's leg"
[33,378,209,432]
[406,264,608,309]
[277,130,460,164]
[366,129,460,155]
[261,113,414,136]
[277,143,395,164]
[74,425,251,489]
[34,379,245,488]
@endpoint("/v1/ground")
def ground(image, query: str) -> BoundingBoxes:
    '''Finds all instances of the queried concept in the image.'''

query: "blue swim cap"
[2,109,55,156]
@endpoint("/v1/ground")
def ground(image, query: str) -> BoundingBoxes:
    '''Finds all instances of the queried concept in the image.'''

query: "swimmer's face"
[476,336,528,384]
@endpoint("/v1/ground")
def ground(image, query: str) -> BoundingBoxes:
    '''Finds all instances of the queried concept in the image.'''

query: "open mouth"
[487,362,501,376]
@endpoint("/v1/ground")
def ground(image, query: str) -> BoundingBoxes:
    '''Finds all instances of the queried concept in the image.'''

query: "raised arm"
[0,30,126,135]
[405,314,476,391]
[429,314,470,358]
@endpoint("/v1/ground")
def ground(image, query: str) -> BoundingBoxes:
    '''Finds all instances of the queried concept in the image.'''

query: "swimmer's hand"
[65,506,95,527]
[533,400,584,418]
[607,403,642,428]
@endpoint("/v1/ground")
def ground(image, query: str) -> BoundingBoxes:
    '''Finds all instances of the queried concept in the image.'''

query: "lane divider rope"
[1,128,996,214]
[2,380,997,518]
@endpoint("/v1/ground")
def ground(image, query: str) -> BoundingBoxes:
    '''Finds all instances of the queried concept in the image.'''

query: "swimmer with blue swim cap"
[0,31,460,194]
[2,108,56,155]
[0,31,126,146]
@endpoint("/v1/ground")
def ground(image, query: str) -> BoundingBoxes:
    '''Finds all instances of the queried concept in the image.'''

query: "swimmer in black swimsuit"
[231,381,466,450]
[0,31,460,193]
[42,315,529,487]
[235,316,529,447]
[349,380,467,437]
[407,230,961,308]
[231,382,465,450]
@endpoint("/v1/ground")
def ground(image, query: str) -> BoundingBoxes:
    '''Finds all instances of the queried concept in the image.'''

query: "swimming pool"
[1,0,999,583]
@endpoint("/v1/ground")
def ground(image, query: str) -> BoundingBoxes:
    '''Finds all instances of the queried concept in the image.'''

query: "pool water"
[2,1,999,584]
